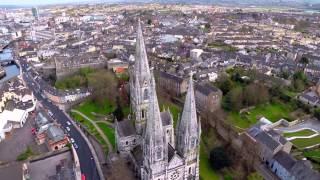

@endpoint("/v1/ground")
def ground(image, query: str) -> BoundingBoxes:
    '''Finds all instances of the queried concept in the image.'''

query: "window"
[156,147,162,160]
[126,141,128,145]
[191,137,197,148]
[144,89,148,100]
[142,109,145,119]
[189,167,191,174]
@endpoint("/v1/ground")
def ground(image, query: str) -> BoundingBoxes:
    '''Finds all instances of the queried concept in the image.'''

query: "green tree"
[215,75,234,95]
[209,147,232,170]
[314,108,320,121]
[88,70,118,105]
[224,87,243,111]
[300,56,309,70]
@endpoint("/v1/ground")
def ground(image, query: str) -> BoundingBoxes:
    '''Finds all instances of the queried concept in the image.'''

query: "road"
[20,60,101,180]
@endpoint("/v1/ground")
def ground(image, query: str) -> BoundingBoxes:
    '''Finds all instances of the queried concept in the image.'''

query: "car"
[70,138,75,144]
[66,121,71,126]
[66,127,71,131]
[73,143,78,149]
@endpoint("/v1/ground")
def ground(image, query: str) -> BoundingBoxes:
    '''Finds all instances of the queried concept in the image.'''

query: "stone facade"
[115,20,201,180]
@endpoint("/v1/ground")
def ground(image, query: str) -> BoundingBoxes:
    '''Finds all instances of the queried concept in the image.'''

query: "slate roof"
[273,151,296,171]
[117,120,136,138]
[161,111,172,127]
[47,125,65,142]
[168,143,176,161]
[159,71,185,83]
[131,145,143,166]
[255,131,280,151]
[195,83,220,96]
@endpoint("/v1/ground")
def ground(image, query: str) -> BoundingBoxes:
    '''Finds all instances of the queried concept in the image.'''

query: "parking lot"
[0,113,48,163]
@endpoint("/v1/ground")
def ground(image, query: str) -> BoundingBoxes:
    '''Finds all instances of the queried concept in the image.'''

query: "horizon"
[1,0,320,6]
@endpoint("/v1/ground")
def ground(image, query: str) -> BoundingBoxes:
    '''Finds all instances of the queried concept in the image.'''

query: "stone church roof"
[117,120,136,138]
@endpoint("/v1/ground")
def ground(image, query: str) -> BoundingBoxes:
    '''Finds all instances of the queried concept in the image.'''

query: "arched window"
[142,109,145,119]
[144,89,148,100]
[189,167,191,174]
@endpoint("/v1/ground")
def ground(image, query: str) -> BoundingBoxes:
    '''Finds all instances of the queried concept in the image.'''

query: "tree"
[87,69,118,105]
[224,87,243,111]
[215,75,234,95]
[113,96,125,121]
[209,147,232,170]
[314,108,320,121]
[300,56,309,70]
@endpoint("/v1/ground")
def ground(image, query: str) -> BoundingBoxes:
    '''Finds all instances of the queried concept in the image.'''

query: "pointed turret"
[130,19,152,134]
[176,73,200,158]
[134,19,151,84]
[143,72,167,165]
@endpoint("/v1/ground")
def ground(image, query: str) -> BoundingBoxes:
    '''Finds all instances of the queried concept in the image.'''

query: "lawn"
[96,122,116,148]
[75,99,115,120]
[199,142,220,180]
[303,150,320,163]
[291,135,320,149]
[70,112,109,153]
[228,103,293,129]
[284,129,316,138]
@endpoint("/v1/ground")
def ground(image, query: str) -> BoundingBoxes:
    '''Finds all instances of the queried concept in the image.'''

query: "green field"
[304,150,320,163]
[70,112,108,152]
[284,129,316,138]
[96,122,116,148]
[75,99,115,120]
[199,142,220,180]
[228,103,293,129]
[291,135,320,149]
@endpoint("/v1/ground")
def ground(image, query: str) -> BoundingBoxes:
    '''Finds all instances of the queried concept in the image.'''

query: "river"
[0,48,20,84]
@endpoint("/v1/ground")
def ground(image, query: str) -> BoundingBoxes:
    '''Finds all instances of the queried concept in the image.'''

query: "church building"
[115,20,201,180]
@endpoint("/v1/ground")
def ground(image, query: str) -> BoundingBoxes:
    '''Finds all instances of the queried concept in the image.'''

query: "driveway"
[276,118,320,133]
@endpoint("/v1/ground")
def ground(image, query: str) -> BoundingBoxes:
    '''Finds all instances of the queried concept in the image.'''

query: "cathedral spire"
[144,71,166,164]
[176,73,199,158]
[135,18,151,82]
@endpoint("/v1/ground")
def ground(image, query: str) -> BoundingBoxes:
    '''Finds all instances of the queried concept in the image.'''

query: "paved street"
[20,60,101,180]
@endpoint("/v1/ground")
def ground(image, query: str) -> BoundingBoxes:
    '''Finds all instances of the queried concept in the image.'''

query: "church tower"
[176,74,201,180]
[142,72,168,180]
[130,19,151,134]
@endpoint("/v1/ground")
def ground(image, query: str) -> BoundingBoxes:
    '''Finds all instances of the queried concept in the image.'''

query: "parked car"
[66,127,71,131]
[73,143,78,149]
[67,121,71,126]
[70,138,75,144]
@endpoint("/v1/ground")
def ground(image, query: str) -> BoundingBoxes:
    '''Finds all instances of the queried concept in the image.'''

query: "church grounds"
[283,129,317,138]
[291,135,320,149]
[96,122,116,148]
[70,111,110,153]
[227,102,306,130]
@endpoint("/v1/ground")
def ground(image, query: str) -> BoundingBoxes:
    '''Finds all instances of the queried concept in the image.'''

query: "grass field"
[70,112,108,152]
[96,122,116,148]
[303,150,320,163]
[199,142,220,180]
[284,129,316,138]
[228,103,293,129]
[75,99,115,120]
[291,135,320,149]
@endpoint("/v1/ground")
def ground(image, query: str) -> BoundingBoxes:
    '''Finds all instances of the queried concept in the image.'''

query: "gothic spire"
[176,73,199,157]
[144,71,166,163]
[135,19,151,83]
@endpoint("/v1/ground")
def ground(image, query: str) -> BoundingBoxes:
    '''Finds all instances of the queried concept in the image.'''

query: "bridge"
[0,59,15,66]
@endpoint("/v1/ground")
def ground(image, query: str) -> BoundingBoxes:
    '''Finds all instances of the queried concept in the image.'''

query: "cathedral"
[115,20,201,180]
